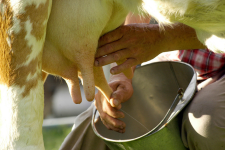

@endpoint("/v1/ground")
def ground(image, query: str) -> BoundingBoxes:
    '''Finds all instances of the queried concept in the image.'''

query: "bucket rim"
[91,61,197,143]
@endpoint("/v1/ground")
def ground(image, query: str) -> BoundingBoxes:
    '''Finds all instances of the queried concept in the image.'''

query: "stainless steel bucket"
[92,61,197,150]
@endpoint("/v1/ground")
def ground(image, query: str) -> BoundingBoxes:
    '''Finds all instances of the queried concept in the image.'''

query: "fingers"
[109,99,121,109]
[94,78,133,133]
[95,92,124,118]
[111,81,133,101]
[95,92,126,133]
[100,112,126,133]
[95,48,131,66]
[109,89,124,109]
[95,100,126,133]
[110,58,138,75]
[104,99,125,118]
[96,40,127,58]
[108,80,133,110]
[98,26,124,48]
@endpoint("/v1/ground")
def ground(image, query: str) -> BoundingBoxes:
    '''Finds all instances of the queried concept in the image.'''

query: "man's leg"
[60,103,109,150]
[181,70,225,150]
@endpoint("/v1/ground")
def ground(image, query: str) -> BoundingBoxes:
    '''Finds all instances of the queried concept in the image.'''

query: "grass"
[43,125,73,150]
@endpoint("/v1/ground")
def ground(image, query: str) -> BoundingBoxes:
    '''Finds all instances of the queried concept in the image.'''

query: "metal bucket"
[92,61,197,150]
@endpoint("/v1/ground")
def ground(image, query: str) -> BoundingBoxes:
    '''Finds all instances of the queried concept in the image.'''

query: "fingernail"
[120,114,125,118]
[95,60,99,66]
[113,99,119,106]
[111,69,115,74]
[119,130,125,133]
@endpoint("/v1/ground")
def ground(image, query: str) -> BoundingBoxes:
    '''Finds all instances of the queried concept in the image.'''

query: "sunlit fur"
[142,0,225,53]
[0,0,51,149]
[2,0,224,150]
[1,0,142,149]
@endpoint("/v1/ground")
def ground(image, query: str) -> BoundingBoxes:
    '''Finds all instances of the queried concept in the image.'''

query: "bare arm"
[95,23,206,75]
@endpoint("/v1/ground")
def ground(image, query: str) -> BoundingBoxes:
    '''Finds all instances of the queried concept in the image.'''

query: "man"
[93,1,225,148]
[61,1,225,148]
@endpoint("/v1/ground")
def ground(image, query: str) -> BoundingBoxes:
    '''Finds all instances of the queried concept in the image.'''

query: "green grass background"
[43,125,73,150]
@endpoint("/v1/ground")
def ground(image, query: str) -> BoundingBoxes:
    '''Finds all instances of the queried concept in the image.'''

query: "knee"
[181,86,225,149]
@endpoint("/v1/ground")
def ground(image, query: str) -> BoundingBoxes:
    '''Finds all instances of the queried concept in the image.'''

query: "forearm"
[132,23,207,62]
[158,23,207,52]
[125,13,151,25]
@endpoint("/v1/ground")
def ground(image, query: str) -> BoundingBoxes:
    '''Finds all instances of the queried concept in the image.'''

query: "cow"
[0,0,142,149]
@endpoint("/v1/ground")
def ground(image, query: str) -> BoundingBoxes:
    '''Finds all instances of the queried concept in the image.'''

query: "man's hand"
[94,74,133,133]
[95,23,206,75]
[95,23,163,75]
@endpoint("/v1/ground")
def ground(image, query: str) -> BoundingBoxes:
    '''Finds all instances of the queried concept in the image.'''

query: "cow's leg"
[0,0,52,149]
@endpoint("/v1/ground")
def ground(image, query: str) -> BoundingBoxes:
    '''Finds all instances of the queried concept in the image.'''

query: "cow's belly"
[42,0,130,103]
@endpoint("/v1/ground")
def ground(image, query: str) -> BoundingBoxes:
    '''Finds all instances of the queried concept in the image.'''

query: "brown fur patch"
[0,0,14,85]
[0,0,50,97]
[16,2,50,40]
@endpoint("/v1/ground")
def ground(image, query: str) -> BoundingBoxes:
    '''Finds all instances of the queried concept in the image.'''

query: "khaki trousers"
[181,69,225,150]
[59,103,109,150]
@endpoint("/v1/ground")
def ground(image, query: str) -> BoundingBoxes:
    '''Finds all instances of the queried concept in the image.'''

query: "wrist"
[161,23,207,51]
[144,24,167,58]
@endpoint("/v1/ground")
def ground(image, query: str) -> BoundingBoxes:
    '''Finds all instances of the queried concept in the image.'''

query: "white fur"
[26,66,40,81]
[23,19,45,66]
[142,0,225,53]
[0,0,51,150]
[9,15,21,35]
[8,0,47,35]
[18,2,51,68]
[7,0,225,150]
[0,81,45,150]
[0,74,45,149]
[2,0,140,149]
[9,0,47,14]
[0,2,5,14]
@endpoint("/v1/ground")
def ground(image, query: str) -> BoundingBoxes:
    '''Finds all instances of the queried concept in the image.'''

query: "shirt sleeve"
[178,49,225,80]
[143,49,225,80]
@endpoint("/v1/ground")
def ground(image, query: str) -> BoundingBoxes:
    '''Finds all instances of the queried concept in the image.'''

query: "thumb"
[109,85,126,109]
[109,98,121,109]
